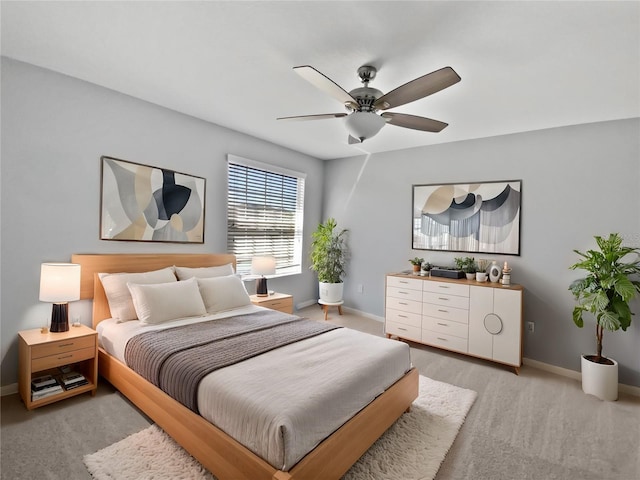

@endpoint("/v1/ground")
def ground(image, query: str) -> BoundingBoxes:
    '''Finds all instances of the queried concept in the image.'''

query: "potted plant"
[475,258,490,282]
[421,261,433,276]
[454,256,476,280]
[569,233,640,401]
[310,218,348,303]
[409,257,424,273]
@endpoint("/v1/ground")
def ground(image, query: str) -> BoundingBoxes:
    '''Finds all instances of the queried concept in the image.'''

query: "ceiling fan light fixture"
[344,111,386,142]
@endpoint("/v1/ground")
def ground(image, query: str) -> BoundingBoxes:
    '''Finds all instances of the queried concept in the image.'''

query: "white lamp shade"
[344,111,386,141]
[39,263,81,303]
[251,256,276,276]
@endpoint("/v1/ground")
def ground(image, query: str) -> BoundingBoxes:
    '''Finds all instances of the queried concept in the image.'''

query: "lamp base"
[50,303,69,332]
[256,277,268,297]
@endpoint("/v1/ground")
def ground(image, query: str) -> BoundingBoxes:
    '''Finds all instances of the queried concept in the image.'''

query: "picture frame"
[100,156,205,243]
[412,180,521,255]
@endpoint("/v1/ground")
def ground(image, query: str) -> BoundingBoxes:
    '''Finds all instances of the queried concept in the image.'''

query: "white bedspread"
[97,306,412,471]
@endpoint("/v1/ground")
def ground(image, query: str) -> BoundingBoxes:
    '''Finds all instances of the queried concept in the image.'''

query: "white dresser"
[385,273,523,373]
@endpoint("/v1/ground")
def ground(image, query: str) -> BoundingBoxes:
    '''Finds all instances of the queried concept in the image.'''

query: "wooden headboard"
[71,253,236,328]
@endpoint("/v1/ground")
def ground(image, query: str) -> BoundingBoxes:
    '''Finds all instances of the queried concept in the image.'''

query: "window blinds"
[227,156,305,275]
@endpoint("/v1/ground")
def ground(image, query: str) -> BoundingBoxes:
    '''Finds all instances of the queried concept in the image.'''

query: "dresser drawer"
[423,281,470,297]
[31,346,96,372]
[423,316,468,338]
[386,296,422,314]
[386,322,421,342]
[423,291,469,310]
[386,308,421,328]
[422,303,469,323]
[387,286,423,302]
[387,276,422,291]
[31,335,95,359]
[422,330,468,353]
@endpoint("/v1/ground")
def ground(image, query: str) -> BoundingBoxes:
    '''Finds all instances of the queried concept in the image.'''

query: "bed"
[72,253,418,480]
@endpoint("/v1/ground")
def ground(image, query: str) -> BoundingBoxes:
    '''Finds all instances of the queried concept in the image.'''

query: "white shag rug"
[84,375,476,480]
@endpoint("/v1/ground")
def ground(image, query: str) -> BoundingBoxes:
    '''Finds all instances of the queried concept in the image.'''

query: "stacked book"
[31,374,63,401]
[60,371,88,390]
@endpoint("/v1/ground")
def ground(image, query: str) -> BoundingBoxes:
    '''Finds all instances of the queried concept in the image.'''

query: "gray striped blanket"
[124,310,341,412]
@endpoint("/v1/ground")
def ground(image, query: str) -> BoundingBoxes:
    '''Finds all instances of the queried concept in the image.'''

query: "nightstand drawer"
[31,335,95,359]
[262,298,293,313]
[250,293,294,314]
[31,346,96,372]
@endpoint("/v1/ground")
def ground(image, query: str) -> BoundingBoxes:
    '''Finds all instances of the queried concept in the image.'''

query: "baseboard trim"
[342,306,384,323]
[295,299,318,310]
[295,301,385,323]
[523,357,640,397]
[1,383,18,397]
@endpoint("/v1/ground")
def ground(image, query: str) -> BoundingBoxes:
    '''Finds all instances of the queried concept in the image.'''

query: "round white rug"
[84,375,476,480]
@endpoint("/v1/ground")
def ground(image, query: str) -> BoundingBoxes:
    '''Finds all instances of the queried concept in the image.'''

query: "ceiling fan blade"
[293,65,359,108]
[381,112,448,132]
[277,113,348,121]
[373,66,461,110]
[348,135,362,144]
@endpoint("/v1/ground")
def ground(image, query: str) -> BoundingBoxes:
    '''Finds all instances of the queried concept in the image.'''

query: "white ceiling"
[2,1,639,160]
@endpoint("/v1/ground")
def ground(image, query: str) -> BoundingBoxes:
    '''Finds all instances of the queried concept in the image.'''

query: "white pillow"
[174,263,234,280]
[127,277,206,325]
[99,267,177,322]
[197,275,251,313]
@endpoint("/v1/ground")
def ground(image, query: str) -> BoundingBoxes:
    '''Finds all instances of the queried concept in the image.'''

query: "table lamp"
[39,263,81,332]
[251,256,276,297]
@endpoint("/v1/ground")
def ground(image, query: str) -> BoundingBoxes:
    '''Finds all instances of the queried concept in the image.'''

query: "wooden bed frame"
[72,253,418,480]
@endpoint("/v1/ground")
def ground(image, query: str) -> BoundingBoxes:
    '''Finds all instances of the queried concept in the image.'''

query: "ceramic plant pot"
[319,282,344,303]
[581,355,618,401]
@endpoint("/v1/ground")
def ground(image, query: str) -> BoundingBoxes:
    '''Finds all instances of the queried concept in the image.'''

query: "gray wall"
[3,56,639,390]
[0,58,324,387]
[323,119,640,387]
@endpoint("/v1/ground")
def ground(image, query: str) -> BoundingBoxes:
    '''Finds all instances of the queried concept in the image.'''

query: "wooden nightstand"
[18,324,98,410]
[250,292,294,314]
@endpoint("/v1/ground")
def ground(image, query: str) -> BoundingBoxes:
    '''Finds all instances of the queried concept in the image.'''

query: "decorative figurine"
[501,261,512,285]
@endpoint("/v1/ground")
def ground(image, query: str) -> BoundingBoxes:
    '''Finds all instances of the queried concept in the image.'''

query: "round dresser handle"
[484,313,503,335]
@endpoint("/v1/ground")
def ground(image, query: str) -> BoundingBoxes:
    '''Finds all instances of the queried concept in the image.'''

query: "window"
[227,155,305,276]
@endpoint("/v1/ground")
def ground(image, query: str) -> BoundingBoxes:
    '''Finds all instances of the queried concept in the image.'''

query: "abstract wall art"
[100,156,205,243]
[412,180,521,255]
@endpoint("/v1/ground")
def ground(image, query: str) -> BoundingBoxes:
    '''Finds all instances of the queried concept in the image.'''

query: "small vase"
[489,261,502,283]
[476,272,488,282]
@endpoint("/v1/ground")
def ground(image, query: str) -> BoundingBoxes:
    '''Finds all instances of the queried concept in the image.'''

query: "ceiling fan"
[278,65,461,144]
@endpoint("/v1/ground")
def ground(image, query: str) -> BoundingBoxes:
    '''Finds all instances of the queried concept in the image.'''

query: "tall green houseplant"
[569,233,640,364]
[309,218,347,283]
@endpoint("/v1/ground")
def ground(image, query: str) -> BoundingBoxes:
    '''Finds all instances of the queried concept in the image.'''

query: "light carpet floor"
[84,375,477,480]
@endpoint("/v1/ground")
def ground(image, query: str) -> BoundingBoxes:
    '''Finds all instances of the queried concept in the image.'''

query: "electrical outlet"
[527,321,535,333]
[357,284,364,294]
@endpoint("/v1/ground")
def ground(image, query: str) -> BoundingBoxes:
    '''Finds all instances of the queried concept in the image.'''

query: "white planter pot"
[581,355,618,401]
[319,282,344,303]
[475,272,488,282]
